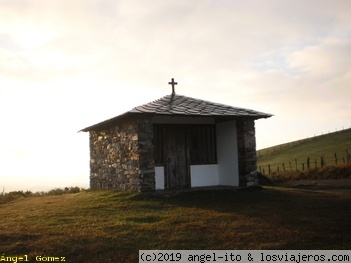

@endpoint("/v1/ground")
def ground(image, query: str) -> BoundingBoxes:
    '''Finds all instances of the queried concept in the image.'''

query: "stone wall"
[236,119,258,186]
[89,116,155,192]
[137,117,155,191]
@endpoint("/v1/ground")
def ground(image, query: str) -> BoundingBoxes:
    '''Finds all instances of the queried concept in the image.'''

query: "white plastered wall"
[155,166,165,189]
[190,165,219,187]
[216,120,239,186]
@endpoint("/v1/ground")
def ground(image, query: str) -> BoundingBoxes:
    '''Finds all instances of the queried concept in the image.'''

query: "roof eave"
[80,112,273,132]
[79,112,134,132]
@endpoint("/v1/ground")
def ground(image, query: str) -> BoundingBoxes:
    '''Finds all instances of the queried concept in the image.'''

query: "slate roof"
[81,94,272,131]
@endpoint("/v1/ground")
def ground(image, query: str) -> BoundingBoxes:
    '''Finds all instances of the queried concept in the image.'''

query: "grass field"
[1,185,350,262]
[257,128,351,175]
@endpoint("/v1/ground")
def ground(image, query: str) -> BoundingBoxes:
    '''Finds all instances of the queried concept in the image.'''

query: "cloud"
[290,38,351,77]
[1,0,351,190]
[2,0,349,90]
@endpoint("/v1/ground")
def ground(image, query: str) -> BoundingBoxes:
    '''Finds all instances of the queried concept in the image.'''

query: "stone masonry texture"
[89,115,155,192]
[236,119,258,187]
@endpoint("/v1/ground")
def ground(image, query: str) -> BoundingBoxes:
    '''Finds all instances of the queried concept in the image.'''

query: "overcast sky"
[1,0,351,192]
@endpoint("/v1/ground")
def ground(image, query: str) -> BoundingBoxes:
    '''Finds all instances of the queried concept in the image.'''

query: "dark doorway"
[162,127,190,189]
[153,124,217,189]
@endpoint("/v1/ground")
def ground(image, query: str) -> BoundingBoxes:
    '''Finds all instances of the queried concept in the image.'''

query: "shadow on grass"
[130,186,351,249]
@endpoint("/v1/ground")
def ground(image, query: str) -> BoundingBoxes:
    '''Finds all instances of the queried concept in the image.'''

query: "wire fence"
[257,127,351,158]
[258,150,351,175]
[257,138,315,158]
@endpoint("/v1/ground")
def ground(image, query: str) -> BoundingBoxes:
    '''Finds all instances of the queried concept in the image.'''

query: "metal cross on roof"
[168,78,177,94]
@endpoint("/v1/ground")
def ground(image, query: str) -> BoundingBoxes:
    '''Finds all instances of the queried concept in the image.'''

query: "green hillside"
[257,128,351,174]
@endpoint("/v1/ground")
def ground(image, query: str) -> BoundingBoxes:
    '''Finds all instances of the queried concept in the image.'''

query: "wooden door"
[163,127,190,189]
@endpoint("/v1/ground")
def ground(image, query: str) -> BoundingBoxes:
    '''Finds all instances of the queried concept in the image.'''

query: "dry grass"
[267,164,351,182]
[0,186,350,262]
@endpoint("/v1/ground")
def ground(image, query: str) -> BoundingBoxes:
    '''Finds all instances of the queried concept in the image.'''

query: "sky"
[1,0,351,192]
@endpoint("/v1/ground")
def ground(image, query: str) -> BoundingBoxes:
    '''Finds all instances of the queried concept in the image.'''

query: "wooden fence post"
[289,161,292,172]
[295,159,298,171]
[282,163,285,172]
[268,164,271,174]
[334,153,337,166]
[307,157,310,169]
